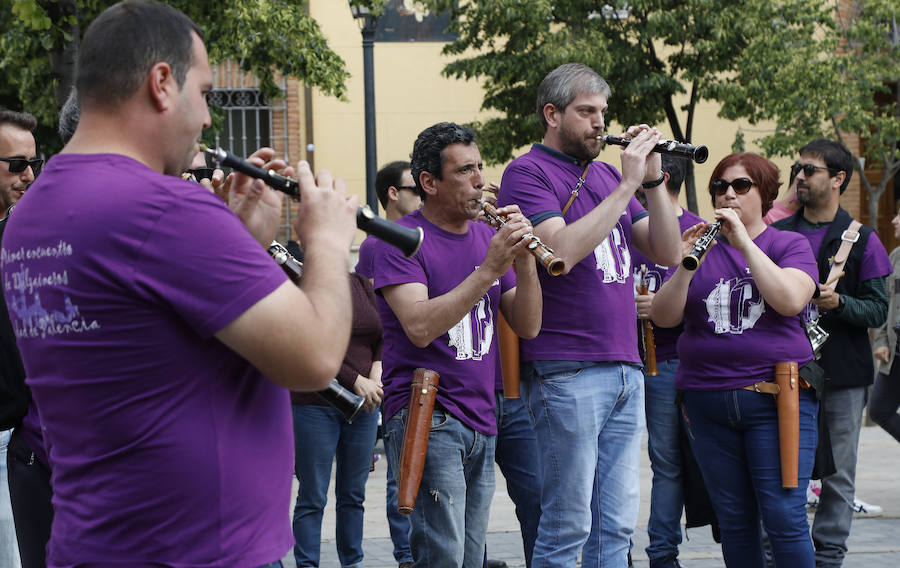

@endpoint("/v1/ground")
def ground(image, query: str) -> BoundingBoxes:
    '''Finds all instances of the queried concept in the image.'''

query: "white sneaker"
[806,479,821,509]
[852,497,883,517]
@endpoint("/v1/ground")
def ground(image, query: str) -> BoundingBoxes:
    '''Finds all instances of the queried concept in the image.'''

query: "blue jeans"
[291,404,379,568]
[644,359,684,562]
[382,408,413,564]
[384,407,496,568]
[523,361,644,568]
[812,386,866,567]
[1,428,22,568]
[494,392,541,568]
[682,389,818,568]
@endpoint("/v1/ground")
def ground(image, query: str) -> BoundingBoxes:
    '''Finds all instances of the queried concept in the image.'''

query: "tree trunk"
[40,0,79,109]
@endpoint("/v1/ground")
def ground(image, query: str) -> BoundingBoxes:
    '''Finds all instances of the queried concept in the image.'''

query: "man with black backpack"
[772,139,891,567]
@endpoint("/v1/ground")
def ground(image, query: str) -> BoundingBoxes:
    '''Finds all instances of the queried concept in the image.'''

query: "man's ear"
[387,186,399,202]
[419,171,438,198]
[543,103,562,129]
[832,170,846,193]
[147,62,175,112]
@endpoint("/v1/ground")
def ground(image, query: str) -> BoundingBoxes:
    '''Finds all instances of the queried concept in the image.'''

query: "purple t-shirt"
[373,210,515,435]
[498,144,648,363]
[1,154,293,567]
[631,208,706,362]
[674,227,818,390]
[355,235,377,279]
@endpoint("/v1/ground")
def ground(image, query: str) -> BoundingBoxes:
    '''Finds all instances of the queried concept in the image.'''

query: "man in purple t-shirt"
[356,160,420,281]
[0,3,359,567]
[772,139,891,567]
[496,63,681,568]
[373,122,542,568]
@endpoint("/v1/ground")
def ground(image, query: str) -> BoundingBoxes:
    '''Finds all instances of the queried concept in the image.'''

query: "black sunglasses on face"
[710,177,757,195]
[185,167,215,181]
[791,162,834,178]
[0,157,43,175]
[396,185,417,191]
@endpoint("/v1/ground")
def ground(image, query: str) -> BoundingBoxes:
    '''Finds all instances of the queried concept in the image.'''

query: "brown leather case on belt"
[397,368,440,514]
[498,313,520,399]
[775,361,800,488]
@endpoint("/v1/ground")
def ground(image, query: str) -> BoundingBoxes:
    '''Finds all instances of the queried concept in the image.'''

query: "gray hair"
[536,63,610,129]
[58,87,81,143]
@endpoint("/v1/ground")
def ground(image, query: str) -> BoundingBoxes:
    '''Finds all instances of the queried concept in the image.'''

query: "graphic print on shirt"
[594,221,631,284]
[704,276,764,334]
[1,241,100,339]
[632,264,666,294]
[447,274,497,361]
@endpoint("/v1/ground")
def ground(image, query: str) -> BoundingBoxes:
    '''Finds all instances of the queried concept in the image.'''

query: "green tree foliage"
[718,0,898,225]
[0,0,350,154]
[422,0,840,213]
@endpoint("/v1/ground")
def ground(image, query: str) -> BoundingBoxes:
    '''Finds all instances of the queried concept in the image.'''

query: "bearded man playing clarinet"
[372,122,542,568]
[496,63,680,567]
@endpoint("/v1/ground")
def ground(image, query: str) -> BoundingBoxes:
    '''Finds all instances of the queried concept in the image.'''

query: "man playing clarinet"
[0,2,357,566]
[373,122,542,568]
[497,63,681,568]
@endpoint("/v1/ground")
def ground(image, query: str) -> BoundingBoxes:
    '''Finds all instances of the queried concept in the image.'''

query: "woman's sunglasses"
[710,177,756,196]
[0,157,43,175]
[185,167,215,181]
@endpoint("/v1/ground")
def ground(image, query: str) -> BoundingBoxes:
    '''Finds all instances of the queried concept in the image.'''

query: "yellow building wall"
[307,2,830,240]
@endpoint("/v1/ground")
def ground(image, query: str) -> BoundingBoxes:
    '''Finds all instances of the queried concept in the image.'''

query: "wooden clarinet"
[479,201,565,276]
[639,264,659,376]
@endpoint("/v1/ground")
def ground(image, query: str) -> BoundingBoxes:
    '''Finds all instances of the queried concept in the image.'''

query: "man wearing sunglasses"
[0,110,41,214]
[772,139,891,567]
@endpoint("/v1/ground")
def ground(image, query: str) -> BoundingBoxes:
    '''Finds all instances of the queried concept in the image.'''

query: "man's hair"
[0,109,37,132]
[410,123,477,200]
[58,88,81,144]
[375,160,411,209]
[798,138,854,194]
[708,152,781,216]
[661,154,685,196]
[536,63,611,129]
[76,1,203,108]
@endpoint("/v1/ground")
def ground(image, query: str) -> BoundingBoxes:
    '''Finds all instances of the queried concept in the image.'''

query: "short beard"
[558,123,600,162]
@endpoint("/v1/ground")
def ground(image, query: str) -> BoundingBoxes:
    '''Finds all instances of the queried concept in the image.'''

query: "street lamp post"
[350,4,379,212]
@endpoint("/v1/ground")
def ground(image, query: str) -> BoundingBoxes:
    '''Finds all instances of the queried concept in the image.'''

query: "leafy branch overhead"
[422,0,896,218]
[0,0,350,154]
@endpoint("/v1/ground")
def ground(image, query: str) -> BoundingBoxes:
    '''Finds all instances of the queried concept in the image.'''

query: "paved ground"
[284,420,900,567]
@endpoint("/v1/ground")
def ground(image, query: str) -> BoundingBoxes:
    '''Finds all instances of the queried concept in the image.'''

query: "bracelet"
[641,174,665,189]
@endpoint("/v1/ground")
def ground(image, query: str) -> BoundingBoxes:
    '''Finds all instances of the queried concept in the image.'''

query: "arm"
[533,127,678,271]
[649,223,709,328]
[818,276,888,329]
[216,163,359,391]
[719,208,815,316]
[630,185,682,267]
[498,254,543,340]
[383,207,534,348]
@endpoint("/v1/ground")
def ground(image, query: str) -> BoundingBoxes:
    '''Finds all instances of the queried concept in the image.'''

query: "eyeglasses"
[791,162,835,178]
[0,157,43,175]
[710,177,757,195]
[185,167,215,181]
[396,185,417,192]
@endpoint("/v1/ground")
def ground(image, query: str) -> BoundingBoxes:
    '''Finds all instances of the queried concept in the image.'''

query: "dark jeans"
[683,389,817,568]
[493,391,541,568]
[7,427,52,568]
[870,371,900,443]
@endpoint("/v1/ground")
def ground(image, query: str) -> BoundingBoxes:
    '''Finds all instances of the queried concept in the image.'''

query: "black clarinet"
[205,146,423,257]
[268,241,365,423]
[601,135,709,164]
[681,221,722,270]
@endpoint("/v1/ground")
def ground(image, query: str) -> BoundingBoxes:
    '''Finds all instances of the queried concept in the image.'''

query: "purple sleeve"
[355,236,376,279]
[373,237,426,292]
[131,188,287,337]
[861,232,893,281]
[498,160,562,219]
[772,230,819,282]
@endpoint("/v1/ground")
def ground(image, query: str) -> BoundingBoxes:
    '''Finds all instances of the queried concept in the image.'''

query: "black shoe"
[486,561,508,568]
[649,556,684,568]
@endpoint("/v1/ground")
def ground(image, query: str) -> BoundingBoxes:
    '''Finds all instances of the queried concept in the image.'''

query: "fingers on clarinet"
[315,169,334,190]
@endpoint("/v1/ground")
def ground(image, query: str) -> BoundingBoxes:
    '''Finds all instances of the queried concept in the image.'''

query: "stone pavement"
[285,421,900,567]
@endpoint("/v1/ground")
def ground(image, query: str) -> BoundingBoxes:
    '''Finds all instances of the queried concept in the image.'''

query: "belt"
[741,379,811,395]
